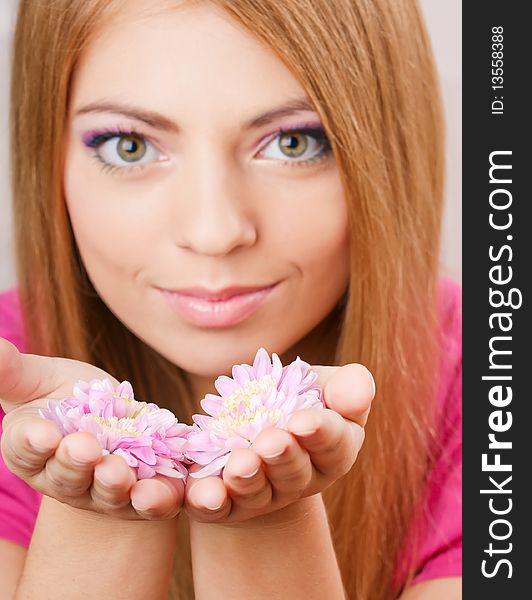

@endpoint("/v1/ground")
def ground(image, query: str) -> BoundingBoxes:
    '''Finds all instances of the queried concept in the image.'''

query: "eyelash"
[83,125,332,176]
[85,126,148,176]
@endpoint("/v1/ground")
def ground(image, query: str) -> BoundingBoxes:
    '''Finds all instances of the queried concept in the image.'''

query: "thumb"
[0,337,60,412]
[311,363,375,427]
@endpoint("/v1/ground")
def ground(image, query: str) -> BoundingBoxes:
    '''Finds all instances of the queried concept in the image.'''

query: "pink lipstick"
[159,283,278,328]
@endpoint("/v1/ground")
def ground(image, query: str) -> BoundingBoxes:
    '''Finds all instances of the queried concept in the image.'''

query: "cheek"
[63,145,159,281]
[300,208,350,303]
[269,174,350,287]
[298,204,349,271]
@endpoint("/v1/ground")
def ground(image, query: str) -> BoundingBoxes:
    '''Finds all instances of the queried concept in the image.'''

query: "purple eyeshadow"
[81,127,138,148]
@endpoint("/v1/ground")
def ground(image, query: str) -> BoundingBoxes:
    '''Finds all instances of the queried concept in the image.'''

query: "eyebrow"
[73,96,318,132]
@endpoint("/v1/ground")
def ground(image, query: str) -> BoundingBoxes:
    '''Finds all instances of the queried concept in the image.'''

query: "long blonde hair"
[10,1,445,597]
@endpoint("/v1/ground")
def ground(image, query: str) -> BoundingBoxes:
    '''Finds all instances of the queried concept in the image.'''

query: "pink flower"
[39,378,191,480]
[185,347,323,478]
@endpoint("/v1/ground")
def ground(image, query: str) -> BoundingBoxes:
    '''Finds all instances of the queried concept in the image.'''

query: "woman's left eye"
[84,130,165,174]
[258,127,332,166]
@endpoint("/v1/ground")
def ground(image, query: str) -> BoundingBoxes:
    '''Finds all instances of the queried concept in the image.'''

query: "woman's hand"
[0,337,183,521]
[184,363,374,524]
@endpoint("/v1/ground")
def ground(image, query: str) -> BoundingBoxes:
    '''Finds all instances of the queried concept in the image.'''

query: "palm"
[184,363,374,524]
[0,337,183,521]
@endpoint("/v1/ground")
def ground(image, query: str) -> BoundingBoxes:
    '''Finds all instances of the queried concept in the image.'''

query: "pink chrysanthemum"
[39,378,191,480]
[185,347,324,478]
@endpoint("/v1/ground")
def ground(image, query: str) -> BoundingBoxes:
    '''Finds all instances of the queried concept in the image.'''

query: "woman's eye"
[96,134,160,167]
[259,128,331,165]
[84,127,331,174]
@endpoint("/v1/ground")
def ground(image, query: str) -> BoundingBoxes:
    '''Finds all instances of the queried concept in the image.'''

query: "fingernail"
[349,421,364,433]
[203,497,224,511]
[290,427,317,438]
[131,490,153,512]
[96,471,116,487]
[366,368,376,397]
[67,448,95,466]
[238,466,260,479]
[28,437,54,454]
[261,447,286,459]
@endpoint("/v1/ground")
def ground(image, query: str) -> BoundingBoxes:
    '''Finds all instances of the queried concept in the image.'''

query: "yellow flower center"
[112,392,148,418]
[90,414,142,436]
[209,375,284,439]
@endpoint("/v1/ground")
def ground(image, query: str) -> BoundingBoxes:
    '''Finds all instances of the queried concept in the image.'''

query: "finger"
[0,336,117,411]
[37,432,103,497]
[0,413,63,478]
[312,363,374,426]
[222,448,272,510]
[184,475,231,522]
[0,337,60,410]
[252,428,313,497]
[287,408,365,478]
[130,475,184,520]
[91,454,138,511]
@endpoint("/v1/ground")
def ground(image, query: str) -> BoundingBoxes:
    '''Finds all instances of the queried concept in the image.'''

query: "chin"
[154,344,241,379]
[160,337,283,379]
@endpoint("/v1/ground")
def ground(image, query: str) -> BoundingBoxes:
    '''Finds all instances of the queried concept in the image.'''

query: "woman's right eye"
[83,130,167,173]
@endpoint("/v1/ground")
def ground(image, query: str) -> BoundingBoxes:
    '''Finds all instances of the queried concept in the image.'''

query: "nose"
[174,151,258,257]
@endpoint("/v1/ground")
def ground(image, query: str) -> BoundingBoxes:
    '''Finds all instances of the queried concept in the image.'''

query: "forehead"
[69,1,306,126]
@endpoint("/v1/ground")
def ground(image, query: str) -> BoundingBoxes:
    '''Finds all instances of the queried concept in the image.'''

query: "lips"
[168,284,274,301]
[158,282,279,328]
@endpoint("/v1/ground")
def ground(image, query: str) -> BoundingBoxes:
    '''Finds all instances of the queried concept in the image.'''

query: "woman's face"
[64,1,350,384]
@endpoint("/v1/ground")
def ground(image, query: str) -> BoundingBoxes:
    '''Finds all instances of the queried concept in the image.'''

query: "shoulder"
[395,277,462,589]
[430,277,461,488]
[0,288,27,353]
[405,277,462,586]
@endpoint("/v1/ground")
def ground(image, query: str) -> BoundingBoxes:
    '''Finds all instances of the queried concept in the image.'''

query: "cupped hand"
[0,337,183,521]
[184,363,374,524]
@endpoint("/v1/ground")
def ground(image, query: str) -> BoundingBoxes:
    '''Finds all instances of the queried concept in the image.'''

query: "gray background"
[0,0,461,292]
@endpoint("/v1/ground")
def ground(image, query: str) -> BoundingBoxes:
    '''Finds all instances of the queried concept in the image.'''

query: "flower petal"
[186,431,218,451]
[154,464,186,479]
[225,436,251,450]
[129,445,157,465]
[214,375,239,397]
[188,453,230,479]
[278,363,303,391]
[252,347,272,379]
[137,462,156,479]
[185,448,227,465]
[116,381,134,399]
[192,414,213,430]
[231,364,251,387]
[200,395,223,417]
[271,352,283,382]
[113,447,138,467]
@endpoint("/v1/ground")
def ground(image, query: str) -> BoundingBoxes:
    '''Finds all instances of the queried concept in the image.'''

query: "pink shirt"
[0,280,462,586]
